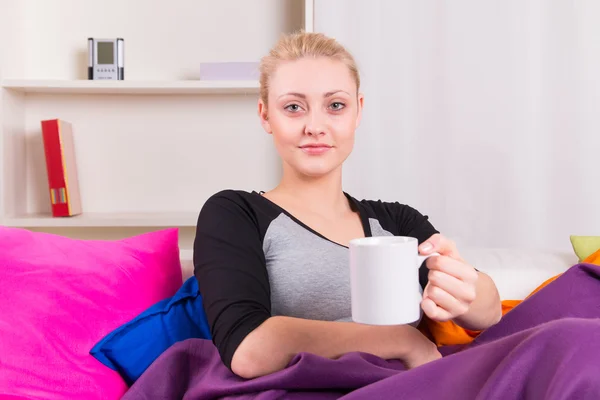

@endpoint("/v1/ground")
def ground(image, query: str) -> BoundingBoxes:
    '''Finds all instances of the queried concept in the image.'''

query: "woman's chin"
[295,163,341,179]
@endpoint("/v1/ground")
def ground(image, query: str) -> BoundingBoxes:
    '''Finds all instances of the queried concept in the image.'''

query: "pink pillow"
[0,227,183,399]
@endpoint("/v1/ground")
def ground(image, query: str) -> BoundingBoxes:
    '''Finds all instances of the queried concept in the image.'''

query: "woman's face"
[259,57,363,179]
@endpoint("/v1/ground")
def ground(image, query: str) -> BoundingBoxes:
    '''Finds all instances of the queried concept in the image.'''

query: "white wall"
[315,0,600,253]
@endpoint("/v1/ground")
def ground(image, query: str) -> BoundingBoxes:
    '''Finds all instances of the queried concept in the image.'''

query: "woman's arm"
[231,316,440,379]
[418,234,503,331]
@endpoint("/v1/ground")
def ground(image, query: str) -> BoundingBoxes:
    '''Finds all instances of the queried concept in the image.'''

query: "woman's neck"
[269,164,350,216]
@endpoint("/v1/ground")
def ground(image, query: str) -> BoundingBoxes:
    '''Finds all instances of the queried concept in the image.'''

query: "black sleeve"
[392,204,439,244]
[193,191,271,371]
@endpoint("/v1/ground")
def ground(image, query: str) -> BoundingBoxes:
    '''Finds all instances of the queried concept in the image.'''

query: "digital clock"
[88,38,124,80]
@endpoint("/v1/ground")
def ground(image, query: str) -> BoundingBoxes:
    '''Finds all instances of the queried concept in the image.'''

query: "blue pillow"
[90,276,211,385]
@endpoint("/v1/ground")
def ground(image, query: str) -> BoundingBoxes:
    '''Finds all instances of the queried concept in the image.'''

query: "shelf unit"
[0,0,315,241]
[1,79,260,95]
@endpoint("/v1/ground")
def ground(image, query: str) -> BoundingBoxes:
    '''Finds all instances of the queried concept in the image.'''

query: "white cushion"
[459,247,578,300]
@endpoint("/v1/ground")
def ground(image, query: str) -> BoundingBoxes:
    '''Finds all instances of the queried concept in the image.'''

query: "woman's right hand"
[398,326,443,369]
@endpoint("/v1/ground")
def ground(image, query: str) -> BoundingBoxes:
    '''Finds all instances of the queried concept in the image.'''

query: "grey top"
[193,189,439,369]
[265,212,402,322]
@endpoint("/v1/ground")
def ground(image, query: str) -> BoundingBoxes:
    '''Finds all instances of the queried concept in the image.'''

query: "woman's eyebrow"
[278,90,350,99]
[278,92,306,99]
[324,90,350,97]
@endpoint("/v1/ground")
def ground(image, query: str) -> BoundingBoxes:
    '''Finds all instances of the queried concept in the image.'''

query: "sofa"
[0,226,589,399]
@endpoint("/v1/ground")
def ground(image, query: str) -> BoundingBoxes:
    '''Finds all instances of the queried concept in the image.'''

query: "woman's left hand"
[418,234,479,322]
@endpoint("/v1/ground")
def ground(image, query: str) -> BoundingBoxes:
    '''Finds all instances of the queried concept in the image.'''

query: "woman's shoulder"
[201,189,269,212]
[204,188,256,203]
[197,189,282,229]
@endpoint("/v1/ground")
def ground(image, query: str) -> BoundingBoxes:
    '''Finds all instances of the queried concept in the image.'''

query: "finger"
[426,255,479,284]
[419,234,462,260]
[418,234,441,255]
[426,285,469,317]
[421,297,453,322]
[428,269,477,303]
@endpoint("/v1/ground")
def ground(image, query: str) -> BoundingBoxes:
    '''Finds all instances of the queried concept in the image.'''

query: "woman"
[193,31,502,379]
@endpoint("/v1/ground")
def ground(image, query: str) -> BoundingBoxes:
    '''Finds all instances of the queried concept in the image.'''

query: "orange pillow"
[583,248,600,266]
[582,249,600,265]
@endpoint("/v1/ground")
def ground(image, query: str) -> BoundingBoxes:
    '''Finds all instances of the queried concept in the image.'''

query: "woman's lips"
[299,144,333,155]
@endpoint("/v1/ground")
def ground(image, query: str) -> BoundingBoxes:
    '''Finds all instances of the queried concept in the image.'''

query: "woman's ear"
[258,99,272,134]
[355,93,364,129]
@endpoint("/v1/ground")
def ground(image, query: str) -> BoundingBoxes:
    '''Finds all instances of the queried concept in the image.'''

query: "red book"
[41,119,82,217]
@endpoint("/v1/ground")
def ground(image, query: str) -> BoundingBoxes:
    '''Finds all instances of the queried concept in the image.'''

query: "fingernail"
[421,243,433,252]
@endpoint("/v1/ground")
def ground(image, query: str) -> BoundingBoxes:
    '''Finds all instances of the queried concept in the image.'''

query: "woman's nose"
[304,111,326,136]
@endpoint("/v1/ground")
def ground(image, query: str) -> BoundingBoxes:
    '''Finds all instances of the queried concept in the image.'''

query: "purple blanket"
[123,264,600,399]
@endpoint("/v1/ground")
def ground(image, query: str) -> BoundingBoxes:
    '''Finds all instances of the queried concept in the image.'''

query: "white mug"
[348,236,439,326]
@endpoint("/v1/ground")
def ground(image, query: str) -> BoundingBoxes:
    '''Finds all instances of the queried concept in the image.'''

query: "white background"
[315,0,600,252]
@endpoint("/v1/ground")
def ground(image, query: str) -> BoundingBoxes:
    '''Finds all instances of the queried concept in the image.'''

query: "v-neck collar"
[253,190,372,249]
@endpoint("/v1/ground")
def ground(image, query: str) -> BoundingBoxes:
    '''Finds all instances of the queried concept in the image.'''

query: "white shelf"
[1,79,260,95]
[2,212,199,228]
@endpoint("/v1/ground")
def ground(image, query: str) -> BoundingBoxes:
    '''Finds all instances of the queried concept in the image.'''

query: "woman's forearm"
[231,316,437,379]
[453,271,502,331]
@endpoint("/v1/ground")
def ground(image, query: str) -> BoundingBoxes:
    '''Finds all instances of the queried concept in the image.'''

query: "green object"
[570,235,600,261]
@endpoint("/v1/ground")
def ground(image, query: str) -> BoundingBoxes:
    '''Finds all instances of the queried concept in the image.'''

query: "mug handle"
[416,252,440,268]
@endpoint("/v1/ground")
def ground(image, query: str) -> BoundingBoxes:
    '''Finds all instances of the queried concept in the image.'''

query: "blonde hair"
[259,30,360,106]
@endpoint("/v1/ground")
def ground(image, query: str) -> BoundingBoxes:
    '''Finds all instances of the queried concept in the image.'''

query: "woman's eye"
[285,104,301,112]
[330,102,346,111]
